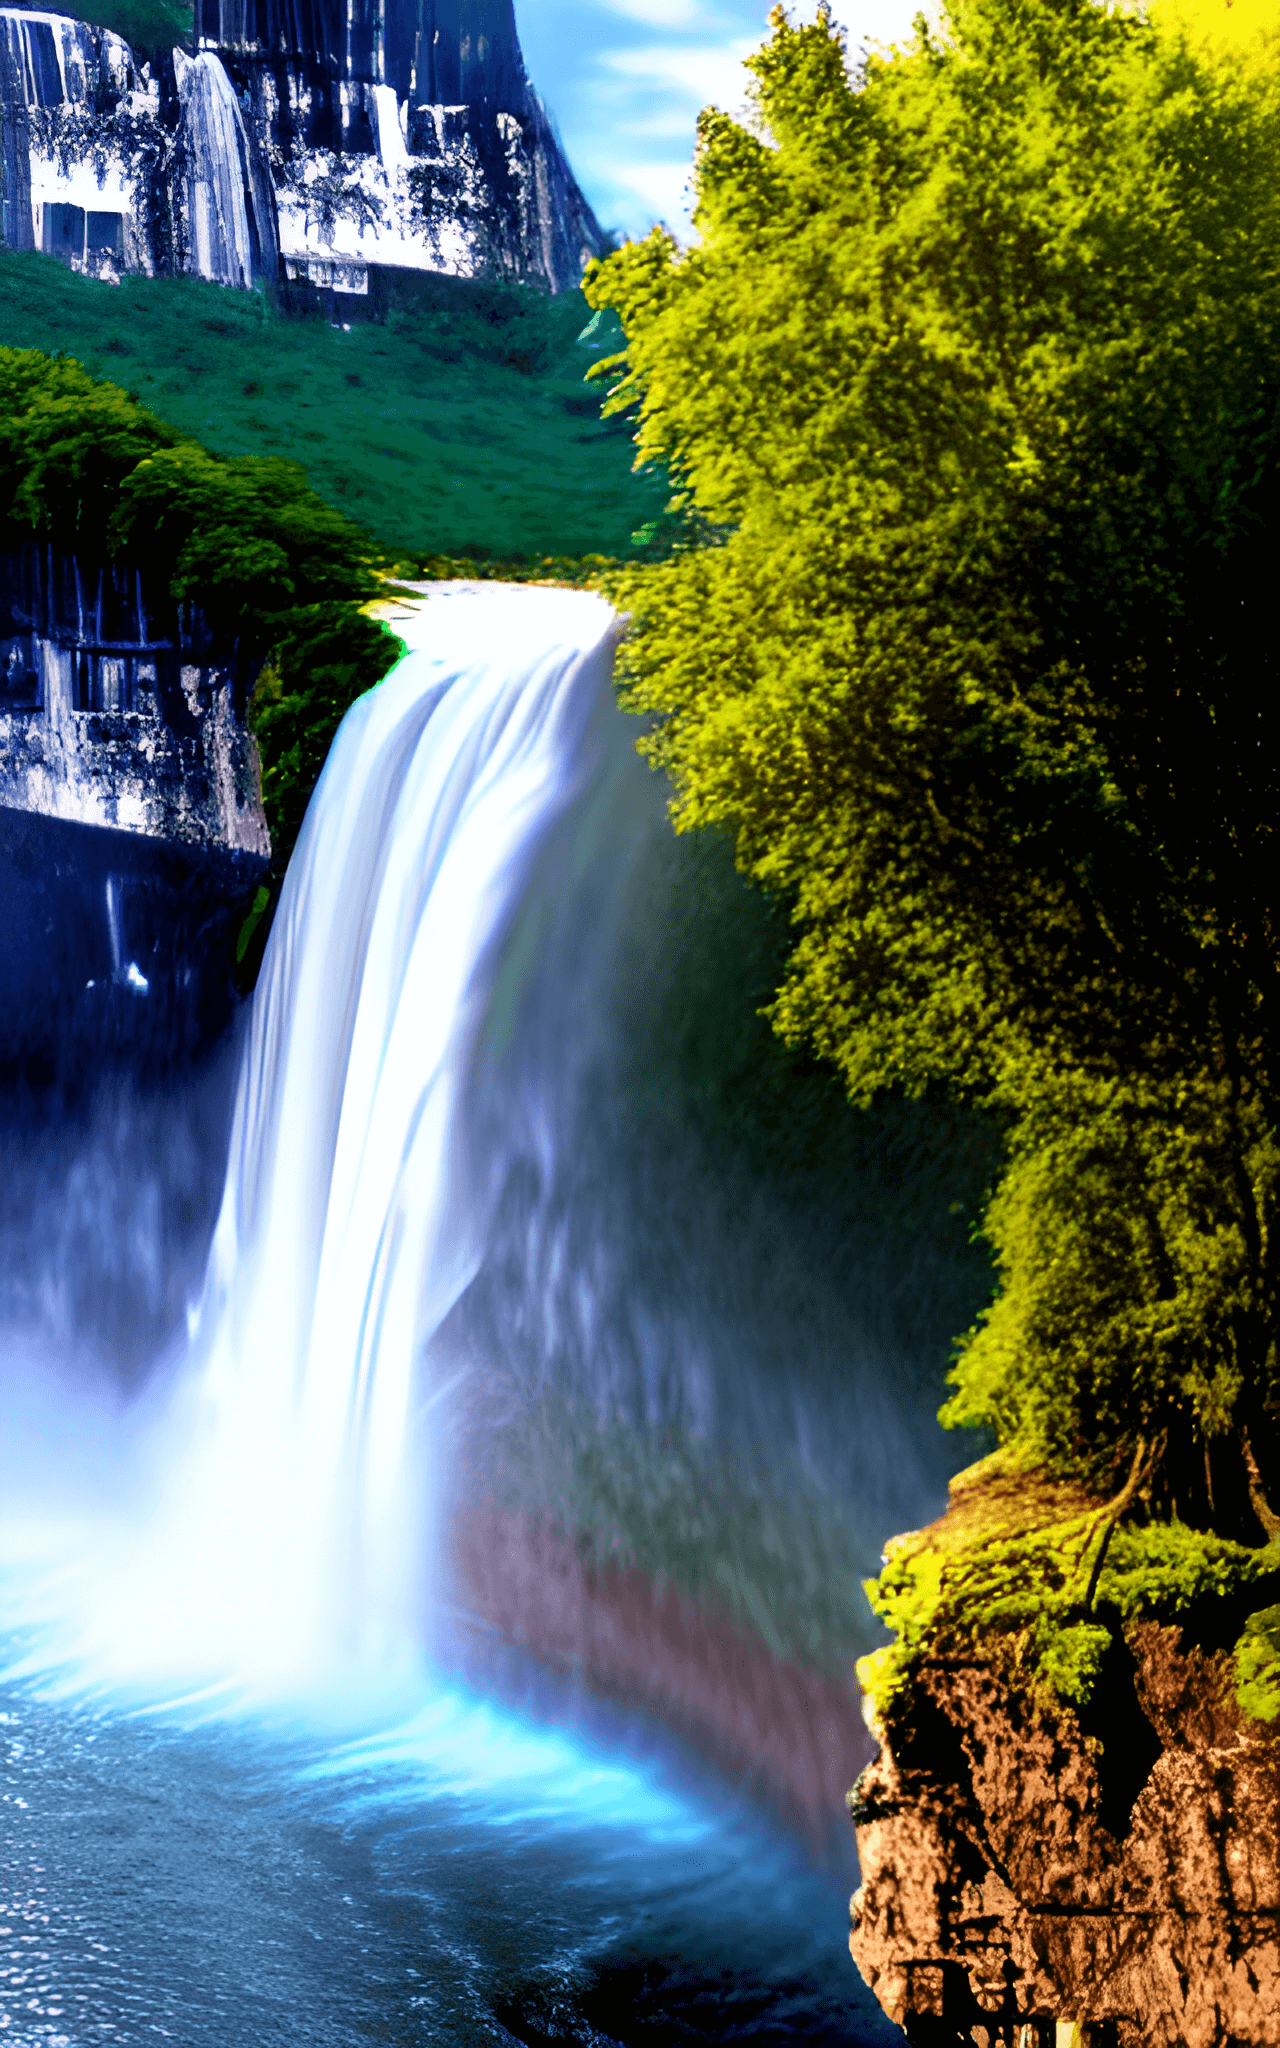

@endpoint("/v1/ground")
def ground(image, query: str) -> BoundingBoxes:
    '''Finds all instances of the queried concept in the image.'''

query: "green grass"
[75,0,192,64]
[0,251,669,561]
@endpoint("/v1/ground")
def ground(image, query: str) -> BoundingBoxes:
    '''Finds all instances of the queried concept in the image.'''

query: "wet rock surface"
[849,1623,1280,2047]
[0,546,270,862]
[0,0,603,292]
[1,546,268,1079]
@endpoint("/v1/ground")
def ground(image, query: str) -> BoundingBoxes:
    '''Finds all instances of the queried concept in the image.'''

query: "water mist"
[0,580,956,2047]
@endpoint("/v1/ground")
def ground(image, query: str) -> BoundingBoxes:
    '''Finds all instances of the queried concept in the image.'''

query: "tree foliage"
[249,603,403,867]
[584,0,1280,1531]
[0,348,401,873]
[72,0,193,63]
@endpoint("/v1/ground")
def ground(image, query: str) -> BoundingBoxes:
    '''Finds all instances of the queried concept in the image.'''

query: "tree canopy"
[584,0,1280,1541]
[0,349,401,868]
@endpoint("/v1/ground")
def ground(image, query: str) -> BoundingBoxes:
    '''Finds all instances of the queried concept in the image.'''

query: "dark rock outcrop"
[0,545,269,861]
[849,1619,1280,2045]
[1,11,168,279]
[1,11,35,251]
[0,0,604,292]
[0,545,269,1078]
[202,0,604,294]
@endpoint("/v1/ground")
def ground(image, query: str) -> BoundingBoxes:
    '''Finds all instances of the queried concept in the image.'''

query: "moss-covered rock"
[859,1448,1280,1724]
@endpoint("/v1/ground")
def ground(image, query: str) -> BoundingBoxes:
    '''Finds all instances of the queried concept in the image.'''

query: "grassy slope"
[0,251,668,561]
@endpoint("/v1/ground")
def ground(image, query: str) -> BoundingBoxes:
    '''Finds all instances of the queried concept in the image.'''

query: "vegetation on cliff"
[584,0,1280,1714]
[859,1445,1280,1719]
[0,347,401,869]
[0,256,666,564]
[0,264,678,871]
[73,0,192,61]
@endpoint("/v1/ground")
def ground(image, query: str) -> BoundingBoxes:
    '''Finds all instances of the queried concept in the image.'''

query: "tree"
[584,0,1280,1533]
[0,349,402,874]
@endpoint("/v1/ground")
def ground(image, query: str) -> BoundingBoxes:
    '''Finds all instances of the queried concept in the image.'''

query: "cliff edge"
[849,1460,1280,2047]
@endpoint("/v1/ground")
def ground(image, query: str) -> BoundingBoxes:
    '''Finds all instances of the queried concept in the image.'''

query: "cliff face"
[0,1,603,292]
[850,1618,1280,2046]
[1,544,269,1076]
[0,545,269,862]
[1,11,167,277]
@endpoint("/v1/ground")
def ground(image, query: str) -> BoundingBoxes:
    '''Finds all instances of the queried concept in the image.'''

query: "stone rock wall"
[173,43,278,284]
[1,546,269,862]
[1,10,171,279]
[0,1,604,292]
[849,1623,1280,2046]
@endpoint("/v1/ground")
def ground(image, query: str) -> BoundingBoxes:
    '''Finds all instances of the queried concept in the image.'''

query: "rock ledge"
[850,1613,1280,2046]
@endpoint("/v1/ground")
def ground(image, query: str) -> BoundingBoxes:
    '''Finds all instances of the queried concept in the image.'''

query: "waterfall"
[5,582,618,1701]
[0,15,35,252]
[371,82,408,181]
[174,47,271,288]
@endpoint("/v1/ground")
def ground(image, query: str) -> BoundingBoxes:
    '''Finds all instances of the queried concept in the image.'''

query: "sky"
[516,0,921,239]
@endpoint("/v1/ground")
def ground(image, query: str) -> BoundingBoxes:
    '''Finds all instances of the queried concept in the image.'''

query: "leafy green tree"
[0,351,178,552]
[585,0,1280,1532]
[248,603,403,869]
[1,348,401,875]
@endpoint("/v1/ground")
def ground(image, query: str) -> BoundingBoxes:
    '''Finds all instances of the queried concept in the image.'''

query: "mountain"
[0,0,605,298]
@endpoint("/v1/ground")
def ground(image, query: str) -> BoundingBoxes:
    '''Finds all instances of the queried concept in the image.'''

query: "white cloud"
[516,0,920,240]
[600,0,713,26]
[839,0,927,52]
[593,104,709,141]
[593,157,698,225]
[597,37,758,101]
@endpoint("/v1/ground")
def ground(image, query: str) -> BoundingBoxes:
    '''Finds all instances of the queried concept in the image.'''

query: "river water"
[0,1645,905,2045]
[0,586,949,2044]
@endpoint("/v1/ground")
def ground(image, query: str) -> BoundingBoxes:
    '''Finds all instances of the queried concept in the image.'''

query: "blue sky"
[516,0,920,238]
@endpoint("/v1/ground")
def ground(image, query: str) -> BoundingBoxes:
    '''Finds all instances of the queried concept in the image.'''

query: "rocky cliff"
[849,1472,1280,2047]
[0,543,270,1075]
[0,544,269,861]
[0,0,603,293]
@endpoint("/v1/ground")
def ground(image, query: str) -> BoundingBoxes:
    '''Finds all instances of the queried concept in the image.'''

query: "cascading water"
[0,582,957,2043]
[177,581,619,1684]
[2,582,619,1697]
[173,48,273,288]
